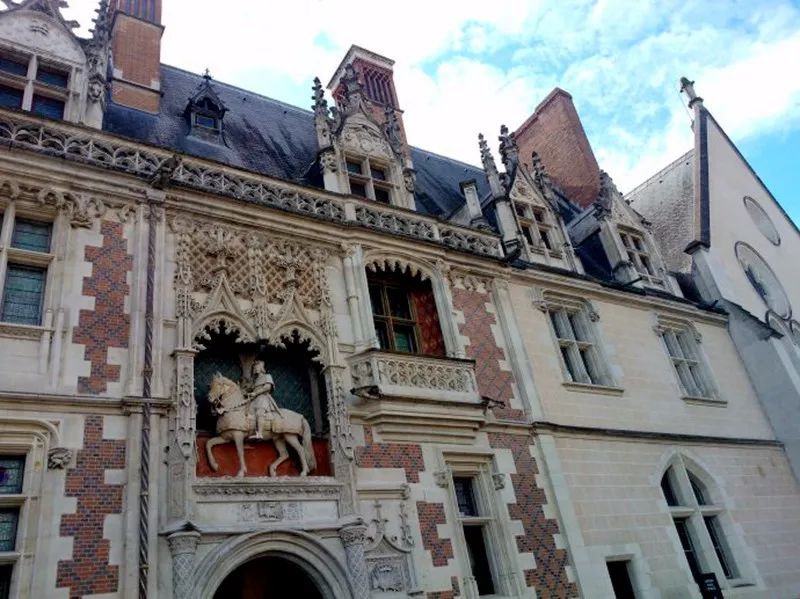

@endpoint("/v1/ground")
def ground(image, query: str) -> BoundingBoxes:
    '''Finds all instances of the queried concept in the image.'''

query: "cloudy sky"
[65,0,799,221]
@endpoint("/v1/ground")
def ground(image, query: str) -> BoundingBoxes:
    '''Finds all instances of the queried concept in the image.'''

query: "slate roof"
[103,65,491,221]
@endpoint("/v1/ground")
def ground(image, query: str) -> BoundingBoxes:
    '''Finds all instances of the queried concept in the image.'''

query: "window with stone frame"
[441,453,518,597]
[0,50,69,120]
[661,460,741,587]
[655,318,717,400]
[514,201,559,255]
[366,268,446,356]
[0,455,25,599]
[0,209,53,326]
[543,296,614,387]
[345,155,394,204]
[618,227,663,286]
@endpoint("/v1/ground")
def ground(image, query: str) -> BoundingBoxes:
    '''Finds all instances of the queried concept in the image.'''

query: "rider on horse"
[248,360,281,439]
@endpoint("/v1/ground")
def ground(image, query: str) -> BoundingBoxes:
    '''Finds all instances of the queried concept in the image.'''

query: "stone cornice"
[533,421,781,448]
[0,108,503,259]
[0,391,171,415]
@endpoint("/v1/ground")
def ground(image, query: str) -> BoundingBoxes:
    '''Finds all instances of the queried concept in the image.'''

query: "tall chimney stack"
[108,0,163,113]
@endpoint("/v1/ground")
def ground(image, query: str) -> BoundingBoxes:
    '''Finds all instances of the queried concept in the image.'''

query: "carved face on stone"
[252,360,266,376]
[88,76,106,102]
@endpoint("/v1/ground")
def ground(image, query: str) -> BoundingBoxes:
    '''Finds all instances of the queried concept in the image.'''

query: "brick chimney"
[327,45,410,159]
[514,88,600,209]
[108,0,163,113]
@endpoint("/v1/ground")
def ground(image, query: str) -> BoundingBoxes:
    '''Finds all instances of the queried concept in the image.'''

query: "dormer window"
[346,155,392,204]
[185,72,226,141]
[0,51,69,120]
[515,202,559,254]
[619,227,662,285]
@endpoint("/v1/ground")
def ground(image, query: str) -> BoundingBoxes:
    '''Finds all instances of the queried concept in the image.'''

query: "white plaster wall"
[705,117,800,321]
[511,282,775,440]
[551,436,800,598]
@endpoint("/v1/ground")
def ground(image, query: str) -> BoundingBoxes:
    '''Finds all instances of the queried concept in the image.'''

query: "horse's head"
[208,373,236,411]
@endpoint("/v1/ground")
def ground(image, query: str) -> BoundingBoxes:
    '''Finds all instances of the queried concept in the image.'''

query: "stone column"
[339,524,369,599]
[167,530,201,599]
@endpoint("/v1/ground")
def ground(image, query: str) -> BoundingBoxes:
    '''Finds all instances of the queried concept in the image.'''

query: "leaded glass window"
[0,265,46,325]
[11,220,51,253]
[0,509,19,552]
[0,457,24,494]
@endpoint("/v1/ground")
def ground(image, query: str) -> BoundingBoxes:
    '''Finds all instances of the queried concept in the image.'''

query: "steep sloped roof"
[103,65,490,219]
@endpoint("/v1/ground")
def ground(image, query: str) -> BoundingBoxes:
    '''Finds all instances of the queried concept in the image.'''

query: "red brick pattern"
[514,88,601,209]
[489,432,577,598]
[417,501,454,568]
[57,415,126,598]
[452,287,525,421]
[74,221,132,395]
[355,425,424,483]
[413,288,446,356]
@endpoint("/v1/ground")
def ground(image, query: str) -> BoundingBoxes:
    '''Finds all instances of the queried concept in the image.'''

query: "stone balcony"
[348,349,486,444]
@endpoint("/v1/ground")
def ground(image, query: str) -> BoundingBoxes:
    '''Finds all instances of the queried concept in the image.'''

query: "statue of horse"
[205,373,317,477]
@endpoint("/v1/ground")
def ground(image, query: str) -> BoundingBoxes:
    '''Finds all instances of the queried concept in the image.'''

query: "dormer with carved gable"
[478,124,582,270]
[576,170,679,293]
[313,46,416,210]
[0,0,110,128]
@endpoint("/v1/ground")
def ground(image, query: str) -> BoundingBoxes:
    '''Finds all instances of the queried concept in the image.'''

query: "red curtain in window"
[411,288,446,356]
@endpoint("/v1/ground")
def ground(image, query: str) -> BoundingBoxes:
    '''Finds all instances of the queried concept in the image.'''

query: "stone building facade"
[0,2,797,599]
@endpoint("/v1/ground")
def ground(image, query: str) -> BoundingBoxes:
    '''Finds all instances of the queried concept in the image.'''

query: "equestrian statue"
[205,360,317,477]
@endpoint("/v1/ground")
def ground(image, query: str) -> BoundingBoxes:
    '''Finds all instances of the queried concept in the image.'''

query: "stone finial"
[479,133,505,199]
[312,77,328,114]
[531,151,549,188]
[498,124,519,174]
[90,0,111,42]
[680,76,703,108]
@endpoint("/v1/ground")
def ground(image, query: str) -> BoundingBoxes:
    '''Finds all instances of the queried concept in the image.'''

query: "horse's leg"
[233,431,247,478]
[284,433,309,476]
[205,435,229,472]
[269,437,289,477]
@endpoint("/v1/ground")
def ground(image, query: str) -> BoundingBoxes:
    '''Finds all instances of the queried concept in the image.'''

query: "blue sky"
[65,0,799,223]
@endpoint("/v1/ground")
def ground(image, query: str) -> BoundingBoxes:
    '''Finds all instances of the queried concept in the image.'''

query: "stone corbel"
[47,447,73,469]
[433,469,451,488]
[492,472,506,490]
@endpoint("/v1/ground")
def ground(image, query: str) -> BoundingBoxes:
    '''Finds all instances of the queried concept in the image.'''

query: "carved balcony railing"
[0,109,503,258]
[349,349,480,404]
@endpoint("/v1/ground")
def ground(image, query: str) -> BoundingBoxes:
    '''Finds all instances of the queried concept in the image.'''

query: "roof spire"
[680,76,703,108]
[478,133,504,199]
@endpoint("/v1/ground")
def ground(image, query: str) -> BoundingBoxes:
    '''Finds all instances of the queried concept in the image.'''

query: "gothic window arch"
[660,455,747,589]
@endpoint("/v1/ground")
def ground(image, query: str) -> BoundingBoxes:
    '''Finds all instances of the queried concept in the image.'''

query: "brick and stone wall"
[56,415,127,598]
[73,220,132,395]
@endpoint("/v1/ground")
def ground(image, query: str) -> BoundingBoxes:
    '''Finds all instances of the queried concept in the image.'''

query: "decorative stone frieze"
[0,109,503,258]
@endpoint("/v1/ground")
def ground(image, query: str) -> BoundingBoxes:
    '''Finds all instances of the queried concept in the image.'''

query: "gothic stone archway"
[213,555,323,599]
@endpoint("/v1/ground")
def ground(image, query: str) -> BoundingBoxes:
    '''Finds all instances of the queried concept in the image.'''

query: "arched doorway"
[213,555,323,599]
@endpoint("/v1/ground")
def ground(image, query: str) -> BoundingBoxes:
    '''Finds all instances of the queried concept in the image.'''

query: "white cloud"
[60,0,800,197]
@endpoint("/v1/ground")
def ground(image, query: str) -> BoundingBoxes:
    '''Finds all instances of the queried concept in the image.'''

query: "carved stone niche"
[361,498,420,596]
[193,326,332,479]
